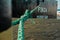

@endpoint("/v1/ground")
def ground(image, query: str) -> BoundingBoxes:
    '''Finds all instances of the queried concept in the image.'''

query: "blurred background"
[57,0,60,19]
[12,0,57,19]
[1,0,60,40]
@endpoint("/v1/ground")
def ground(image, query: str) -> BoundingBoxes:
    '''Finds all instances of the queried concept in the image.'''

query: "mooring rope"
[12,4,41,40]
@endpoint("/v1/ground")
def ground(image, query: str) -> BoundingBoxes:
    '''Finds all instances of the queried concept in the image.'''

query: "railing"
[12,5,40,40]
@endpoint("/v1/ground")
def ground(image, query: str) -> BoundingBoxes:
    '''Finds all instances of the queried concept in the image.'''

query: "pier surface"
[0,18,60,40]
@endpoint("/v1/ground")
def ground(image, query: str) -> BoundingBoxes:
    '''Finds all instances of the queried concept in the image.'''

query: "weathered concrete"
[0,27,13,40]
[12,18,60,40]
[0,18,60,40]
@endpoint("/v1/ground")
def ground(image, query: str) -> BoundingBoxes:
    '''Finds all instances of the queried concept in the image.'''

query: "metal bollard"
[0,0,11,32]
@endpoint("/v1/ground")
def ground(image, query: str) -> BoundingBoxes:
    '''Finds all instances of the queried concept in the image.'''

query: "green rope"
[12,5,40,25]
[12,5,40,40]
[17,10,30,40]
[12,19,20,26]
[30,5,40,14]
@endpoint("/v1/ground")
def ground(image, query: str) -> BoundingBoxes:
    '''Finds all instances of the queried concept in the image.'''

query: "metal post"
[0,0,11,32]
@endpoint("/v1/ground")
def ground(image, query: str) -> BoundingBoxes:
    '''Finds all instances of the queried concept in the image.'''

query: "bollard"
[0,0,11,32]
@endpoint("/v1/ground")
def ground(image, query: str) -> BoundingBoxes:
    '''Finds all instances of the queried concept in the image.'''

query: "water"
[37,15,48,19]
[37,16,60,19]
